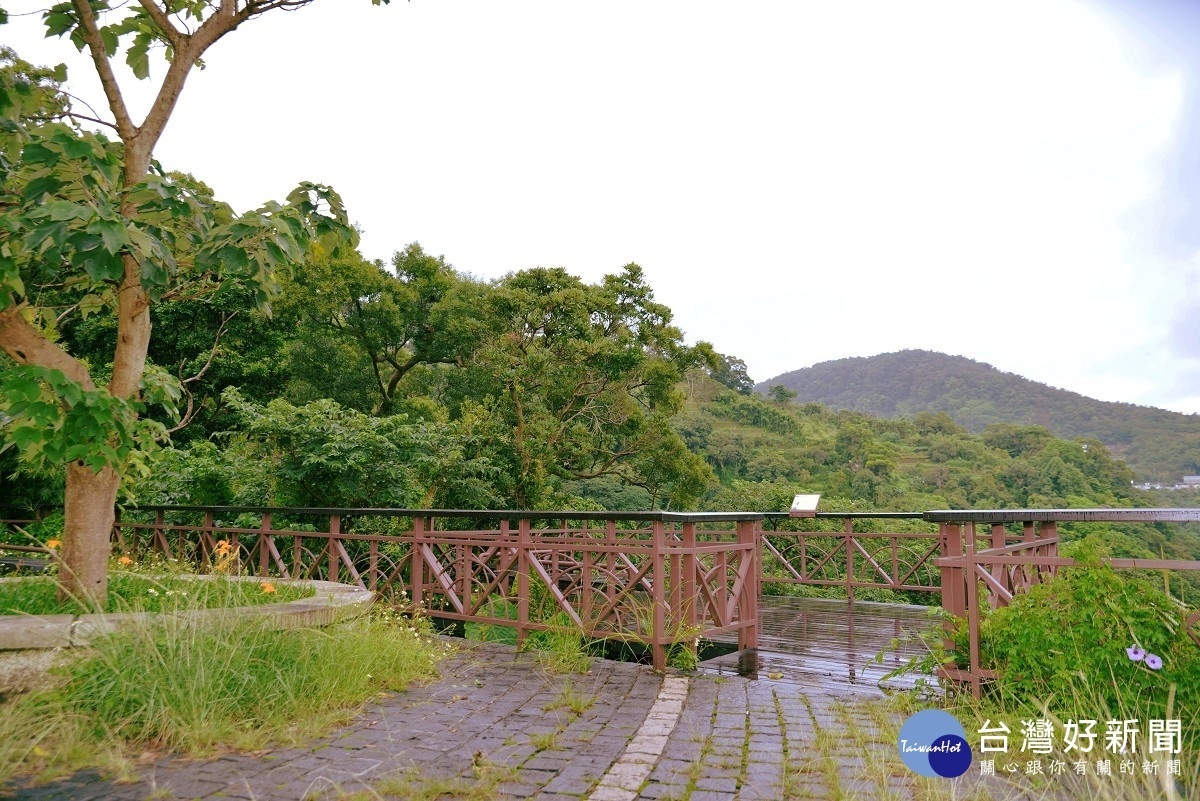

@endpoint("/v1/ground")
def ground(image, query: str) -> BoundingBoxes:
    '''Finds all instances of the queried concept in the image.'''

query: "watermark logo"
[898,709,973,778]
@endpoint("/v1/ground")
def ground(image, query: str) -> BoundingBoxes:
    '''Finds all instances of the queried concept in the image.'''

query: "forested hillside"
[759,350,1200,482]
[681,377,1200,564]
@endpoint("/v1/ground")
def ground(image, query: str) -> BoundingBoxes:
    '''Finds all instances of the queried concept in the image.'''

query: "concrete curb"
[0,576,374,650]
[588,675,690,800]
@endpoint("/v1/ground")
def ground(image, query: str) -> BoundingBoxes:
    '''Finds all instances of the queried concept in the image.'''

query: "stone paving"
[3,639,955,801]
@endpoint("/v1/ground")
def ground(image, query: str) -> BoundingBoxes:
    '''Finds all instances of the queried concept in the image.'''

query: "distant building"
[1133,476,1200,490]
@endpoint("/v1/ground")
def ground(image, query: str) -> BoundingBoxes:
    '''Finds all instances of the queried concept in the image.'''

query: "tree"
[767,384,797,405]
[0,1,386,603]
[272,243,480,415]
[451,264,712,508]
[707,351,754,395]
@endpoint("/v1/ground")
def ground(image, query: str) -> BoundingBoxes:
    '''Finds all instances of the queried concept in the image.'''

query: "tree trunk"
[59,462,120,606]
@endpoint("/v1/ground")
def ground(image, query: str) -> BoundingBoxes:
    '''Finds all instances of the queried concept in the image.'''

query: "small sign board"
[789,494,820,518]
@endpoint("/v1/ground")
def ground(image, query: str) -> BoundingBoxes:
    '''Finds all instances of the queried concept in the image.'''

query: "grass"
[938,678,1200,801]
[465,601,593,675]
[776,683,1200,801]
[334,758,517,801]
[0,603,446,786]
[542,681,595,716]
[527,730,559,751]
[0,572,313,615]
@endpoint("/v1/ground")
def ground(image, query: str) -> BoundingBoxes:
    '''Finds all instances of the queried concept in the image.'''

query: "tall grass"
[0,573,313,615]
[945,674,1199,801]
[0,606,446,785]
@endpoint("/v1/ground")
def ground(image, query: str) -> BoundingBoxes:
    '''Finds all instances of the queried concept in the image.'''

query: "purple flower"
[1126,645,1146,662]
[1145,653,1163,671]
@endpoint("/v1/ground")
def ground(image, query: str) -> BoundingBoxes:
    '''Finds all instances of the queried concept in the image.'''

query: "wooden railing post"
[369,538,379,593]
[153,508,168,558]
[257,513,271,577]
[682,522,698,631]
[940,521,963,647]
[411,516,426,610]
[324,515,339,582]
[200,510,215,568]
[844,516,855,606]
[964,522,983,699]
[988,522,1008,607]
[651,520,667,671]
[111,508,126,554]
[738,518,758,651]
[517,517,531,648]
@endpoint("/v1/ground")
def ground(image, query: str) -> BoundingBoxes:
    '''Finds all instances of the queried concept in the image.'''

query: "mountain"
[757,350,1200,482]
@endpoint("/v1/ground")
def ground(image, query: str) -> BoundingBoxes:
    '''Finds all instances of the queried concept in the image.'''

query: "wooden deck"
[699,596,941,695]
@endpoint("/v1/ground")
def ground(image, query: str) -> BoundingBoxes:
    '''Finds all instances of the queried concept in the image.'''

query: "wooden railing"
[930,509,1200,697]
[760,512,940,599]
[5,504,1200,694]
[107,506,762,670]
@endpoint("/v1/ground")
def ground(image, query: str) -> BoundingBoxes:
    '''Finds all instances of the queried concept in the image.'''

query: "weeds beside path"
[0,605,445,788]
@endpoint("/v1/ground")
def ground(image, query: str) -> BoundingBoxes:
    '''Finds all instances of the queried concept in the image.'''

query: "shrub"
[978,563,1200,721]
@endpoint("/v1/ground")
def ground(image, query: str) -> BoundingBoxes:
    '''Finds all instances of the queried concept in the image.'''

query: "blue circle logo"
[897,710,973,778]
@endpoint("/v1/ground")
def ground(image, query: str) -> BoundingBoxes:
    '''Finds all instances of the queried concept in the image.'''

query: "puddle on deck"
[699,596,941,695]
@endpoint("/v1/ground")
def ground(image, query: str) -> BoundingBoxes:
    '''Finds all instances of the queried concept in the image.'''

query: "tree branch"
[135,0,183,47]
[0,302,96,389]
[181,310,235,387]
[135,1,246,164]
[63,111,119,131]
[163,311,235,435]
[71,0,137,141]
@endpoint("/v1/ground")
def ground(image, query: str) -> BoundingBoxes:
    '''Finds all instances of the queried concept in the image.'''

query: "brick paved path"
[4,640,946,801]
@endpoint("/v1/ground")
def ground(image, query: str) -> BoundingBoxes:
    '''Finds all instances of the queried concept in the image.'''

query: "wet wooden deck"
[699,596,941,695]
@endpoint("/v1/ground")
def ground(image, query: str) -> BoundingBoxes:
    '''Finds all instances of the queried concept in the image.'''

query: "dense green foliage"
[760,349,1200,483]
[10,236,1200,565]
[89,255,716,512]
[976,561,1199,726]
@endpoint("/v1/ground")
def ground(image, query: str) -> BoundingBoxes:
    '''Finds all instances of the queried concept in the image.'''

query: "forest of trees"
[760,349,1200,483]
[7,229,1200,563]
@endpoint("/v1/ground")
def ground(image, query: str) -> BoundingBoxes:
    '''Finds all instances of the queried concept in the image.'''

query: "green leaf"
[72,246,123,283]
[22,174,63,203]
[10,426,46,451]
[100,26,118,57]
[43,6,76,38]
[88,218,128,254]
[25,220,70,255]
[78,293,105,319]
[0,265,24,300]
[127,32,151,80]
[21,141,58,167]
[6,376,42,403]
[218,245,249,273]
[44,199,85,221]
[61,137,95,159]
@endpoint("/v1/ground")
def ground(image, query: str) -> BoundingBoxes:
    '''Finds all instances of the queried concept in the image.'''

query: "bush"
[978,563,1200,721]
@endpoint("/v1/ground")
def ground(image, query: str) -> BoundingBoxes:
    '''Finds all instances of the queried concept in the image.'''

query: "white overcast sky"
[4,0,1200,413]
